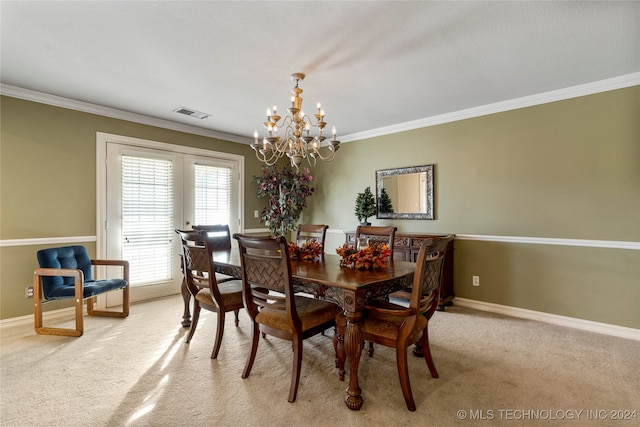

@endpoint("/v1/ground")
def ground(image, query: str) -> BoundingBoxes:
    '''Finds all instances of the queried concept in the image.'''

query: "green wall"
[307,87,640,328]
[2,87,639,328]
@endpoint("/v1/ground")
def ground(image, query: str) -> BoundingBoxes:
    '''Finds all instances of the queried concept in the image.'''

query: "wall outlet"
[254,210,259,218]
[472,276,480,287]
[25,286,34,299]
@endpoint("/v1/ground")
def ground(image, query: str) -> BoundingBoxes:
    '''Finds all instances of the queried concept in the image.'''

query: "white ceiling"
[1,1,639,144]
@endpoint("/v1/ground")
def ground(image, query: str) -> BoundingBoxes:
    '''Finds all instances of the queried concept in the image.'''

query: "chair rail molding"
[0,236,97,247]
[4,232,638,251]
[454,234,640,250]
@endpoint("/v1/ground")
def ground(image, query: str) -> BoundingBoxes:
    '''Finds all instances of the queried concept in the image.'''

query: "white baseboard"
[453,298,640,341]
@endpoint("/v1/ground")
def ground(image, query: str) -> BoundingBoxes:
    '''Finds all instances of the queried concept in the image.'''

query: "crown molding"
[341,72,640,142]
[0,84,253,145]
[3,73,639,145]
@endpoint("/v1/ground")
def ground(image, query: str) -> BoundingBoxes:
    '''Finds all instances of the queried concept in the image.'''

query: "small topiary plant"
[354,186,377,225]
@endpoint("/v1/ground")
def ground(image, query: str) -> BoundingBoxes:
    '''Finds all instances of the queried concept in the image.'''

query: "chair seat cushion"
[257,296,342,333]
[45,278,128,300]
[195,279,243,309]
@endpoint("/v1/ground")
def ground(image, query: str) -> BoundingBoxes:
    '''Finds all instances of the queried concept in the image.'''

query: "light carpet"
[1,294,638,427]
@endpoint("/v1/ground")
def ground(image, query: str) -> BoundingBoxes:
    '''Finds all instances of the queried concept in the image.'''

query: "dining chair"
[176,229,244,359]
[193,224,236,283]
[33,245,129,337]
[354,225,397,253]
[335,235,454,411]
[233,233,342,403]
[295,224,329,251]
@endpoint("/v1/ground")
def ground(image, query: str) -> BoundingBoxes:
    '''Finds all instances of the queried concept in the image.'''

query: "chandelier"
[251,72,340,168]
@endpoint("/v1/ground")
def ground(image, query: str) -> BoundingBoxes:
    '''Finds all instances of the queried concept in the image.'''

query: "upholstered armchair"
[34,245,130,337]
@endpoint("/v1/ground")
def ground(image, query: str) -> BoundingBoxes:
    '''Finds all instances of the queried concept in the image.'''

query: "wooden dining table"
[180,249,416,410]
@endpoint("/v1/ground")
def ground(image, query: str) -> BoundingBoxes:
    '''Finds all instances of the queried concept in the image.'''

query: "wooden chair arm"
[34,268,84,301]
[34,267,84,279]
[91,259,129,281]
[91,259,129,267]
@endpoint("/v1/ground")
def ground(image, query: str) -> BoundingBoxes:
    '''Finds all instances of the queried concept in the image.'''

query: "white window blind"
[194,164,232,226]
[121,155,174,285]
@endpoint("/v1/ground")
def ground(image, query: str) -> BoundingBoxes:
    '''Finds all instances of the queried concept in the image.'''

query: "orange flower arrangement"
[336,242,391,270]
[288,240,323,260]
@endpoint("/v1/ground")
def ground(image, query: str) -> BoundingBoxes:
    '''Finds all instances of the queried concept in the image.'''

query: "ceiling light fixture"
[251,73,340,168]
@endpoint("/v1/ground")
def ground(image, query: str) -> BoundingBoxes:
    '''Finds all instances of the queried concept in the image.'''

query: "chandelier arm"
[310,147,337,162]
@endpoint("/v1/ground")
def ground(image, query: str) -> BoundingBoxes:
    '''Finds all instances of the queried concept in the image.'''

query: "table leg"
[344,310,364,410]
[181,278,191,328]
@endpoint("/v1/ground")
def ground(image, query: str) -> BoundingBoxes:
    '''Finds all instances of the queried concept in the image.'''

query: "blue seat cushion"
[36,245,127,301]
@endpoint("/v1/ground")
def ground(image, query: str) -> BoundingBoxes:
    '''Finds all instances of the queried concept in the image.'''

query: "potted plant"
[252,164,315,236]
[354,186,377,225]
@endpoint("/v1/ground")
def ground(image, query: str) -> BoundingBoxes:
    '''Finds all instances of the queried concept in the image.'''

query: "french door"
[98,133,243,304]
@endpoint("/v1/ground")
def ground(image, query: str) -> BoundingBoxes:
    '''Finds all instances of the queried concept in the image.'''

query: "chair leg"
[288,336,303,403]
[86,285,130,318]
[185,302,201,343]
[211,311,225,359]
[396,345,416,412]
[421,328,439,378]
[368,341,375,357]
[234,309,240,327]
[242,321,260,379]
[33,269,84,337]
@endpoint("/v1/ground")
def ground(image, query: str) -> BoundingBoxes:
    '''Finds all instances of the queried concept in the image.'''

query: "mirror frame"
[376,164,434,220]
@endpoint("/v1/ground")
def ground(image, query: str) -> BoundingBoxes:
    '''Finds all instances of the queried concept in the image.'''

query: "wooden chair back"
[410,235,454,321]
[176,229,212,292]
[233,234,297,330]
[355,225,398,252]
[193,224,232,251]
[295,224,329,251]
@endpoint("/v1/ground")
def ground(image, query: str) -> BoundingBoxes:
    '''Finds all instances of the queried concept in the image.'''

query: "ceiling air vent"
[173,107,210,119]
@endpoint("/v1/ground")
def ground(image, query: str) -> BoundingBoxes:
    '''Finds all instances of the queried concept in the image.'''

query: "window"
[194,164,232,226]
[121,155,174,285]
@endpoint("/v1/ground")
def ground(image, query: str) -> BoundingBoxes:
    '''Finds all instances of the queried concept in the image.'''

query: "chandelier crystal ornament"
[251,72,340,168]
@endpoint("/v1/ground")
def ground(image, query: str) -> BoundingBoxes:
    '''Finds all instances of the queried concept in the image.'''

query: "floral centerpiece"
[288,240,323,260]
[336,242,392,270]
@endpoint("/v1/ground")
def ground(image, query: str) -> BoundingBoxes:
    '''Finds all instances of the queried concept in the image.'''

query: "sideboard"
[344,231,455,310]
